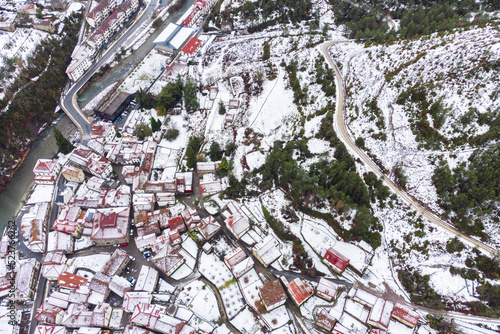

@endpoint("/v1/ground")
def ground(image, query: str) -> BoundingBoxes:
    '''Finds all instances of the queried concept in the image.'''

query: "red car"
[121,243,128,247]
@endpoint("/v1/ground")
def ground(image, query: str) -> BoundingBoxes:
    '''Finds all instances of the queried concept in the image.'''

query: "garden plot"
[177,280,204,305]
[188,315,215,333]
[198,252,245,319]
[261,306,290,330]
[238,269,263,310]
[119,49,170,93]
[260,190,331,275]
[219,280,246,319]
[211,235,236,257]
[158,115,190,152]
[230,307,263,334]
[177,280,220,321]
[190,286,220,322]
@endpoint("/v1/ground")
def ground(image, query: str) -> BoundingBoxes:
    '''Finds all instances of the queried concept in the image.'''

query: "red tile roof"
[391,304,419,327]
[323,248,350,272]
[316,309,336,330]
[33,159,57,174]
[259,280,287,309]
[168,216,186,232]
[57,271,88,289]
[287,278,314,306]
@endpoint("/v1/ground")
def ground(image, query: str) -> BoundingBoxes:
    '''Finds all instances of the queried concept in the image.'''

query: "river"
[0,117,59,230]
[0,0,197,231]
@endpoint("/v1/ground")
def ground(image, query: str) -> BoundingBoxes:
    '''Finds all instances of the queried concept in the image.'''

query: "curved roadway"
[321,40,498,256]
[60,0,159,139]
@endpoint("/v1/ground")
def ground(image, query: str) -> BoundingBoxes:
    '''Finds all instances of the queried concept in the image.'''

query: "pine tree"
[218,157,228,176]
[218,101,226,115]
[186,145,196,169]
[53,128,74,154]
[209,142,222,161]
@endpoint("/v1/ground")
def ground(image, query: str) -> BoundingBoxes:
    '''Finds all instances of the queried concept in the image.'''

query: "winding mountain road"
[321,40,498,257]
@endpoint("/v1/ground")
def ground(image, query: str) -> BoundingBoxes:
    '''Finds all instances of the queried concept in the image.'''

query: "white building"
[253,235,281,268]
[33,159,60,184]
[66,45,93,82]
[135,266,159,292]
[14,258,40,301]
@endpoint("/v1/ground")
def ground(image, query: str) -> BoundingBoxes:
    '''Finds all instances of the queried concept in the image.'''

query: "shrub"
[165,128,179,141]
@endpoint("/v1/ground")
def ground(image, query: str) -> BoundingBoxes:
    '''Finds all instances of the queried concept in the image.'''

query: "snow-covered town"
[1,0,500,333]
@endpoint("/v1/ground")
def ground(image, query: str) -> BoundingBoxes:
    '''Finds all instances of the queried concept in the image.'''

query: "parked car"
[128,278,135,285]
[143,250,152,259]
[121,243,128,247]
[130,229,134,236]
[128,255,135,261]
[113,244,120,247]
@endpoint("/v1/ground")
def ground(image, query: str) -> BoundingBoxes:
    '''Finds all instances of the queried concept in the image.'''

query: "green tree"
[186,145,196,169]
[152,17,163,29]
[218,157,229,176]
[225,141,237,156]
[209,142,223,161]
[218,101,226,115]
[157,80,183,110]
[156,105,167,116]
[188,135,201,152]
[185,135,201,168]
[135,88,157,109]
[53,128,74,154]
[184,78,199,112]
[150,117,161,132]
[134,122,152,139]
[262,41,270,60]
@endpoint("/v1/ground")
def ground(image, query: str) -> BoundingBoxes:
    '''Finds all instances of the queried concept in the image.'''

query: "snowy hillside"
[328,25,500,245]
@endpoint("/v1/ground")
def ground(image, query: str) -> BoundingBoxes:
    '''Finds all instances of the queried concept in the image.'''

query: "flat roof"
[102,91,131,116]
[153,23,179,44]
[170,26,195,50]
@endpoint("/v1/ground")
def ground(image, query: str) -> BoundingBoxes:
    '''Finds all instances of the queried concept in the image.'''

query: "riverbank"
[0,114,77,230]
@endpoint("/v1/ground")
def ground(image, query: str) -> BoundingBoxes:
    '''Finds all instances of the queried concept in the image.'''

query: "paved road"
[60,0,160,139]
[321,40,498,257]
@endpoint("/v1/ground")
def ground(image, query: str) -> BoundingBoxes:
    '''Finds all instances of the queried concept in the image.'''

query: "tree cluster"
[314,55,336,97]
[54,128,74,154]
[186,135,201,169]
[134,122,153,139]
[135,88,157,109]
[397,85,448,150]
[285,60,308,105]
[255,139,381,248]
[432,143,500,238]
[0,13,82,182]
[237,0,314,32]
[183,78,199,112]
[329,0,492,44]
[398,268,444,309]
[157,79,183,114]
